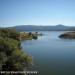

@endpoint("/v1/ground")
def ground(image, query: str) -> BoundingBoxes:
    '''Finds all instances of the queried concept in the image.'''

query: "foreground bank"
[0,28,32,75]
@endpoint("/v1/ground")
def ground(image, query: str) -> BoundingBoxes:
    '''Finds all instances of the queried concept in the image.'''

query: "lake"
[21,31,75,75]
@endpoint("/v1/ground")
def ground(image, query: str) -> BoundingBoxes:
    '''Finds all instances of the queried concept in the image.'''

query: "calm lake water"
[21,31,75,75]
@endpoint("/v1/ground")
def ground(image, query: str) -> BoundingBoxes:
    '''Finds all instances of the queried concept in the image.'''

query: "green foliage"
[0,37,19,56]
[0,28,20,40]
[0,28,32,74]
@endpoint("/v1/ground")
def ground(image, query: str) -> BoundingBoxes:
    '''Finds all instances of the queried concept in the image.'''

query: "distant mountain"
[9,24,75,31]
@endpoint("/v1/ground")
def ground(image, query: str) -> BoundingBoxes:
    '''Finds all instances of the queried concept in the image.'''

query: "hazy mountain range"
[8,24,75,31]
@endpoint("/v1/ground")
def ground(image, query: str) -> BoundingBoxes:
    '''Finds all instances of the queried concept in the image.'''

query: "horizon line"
[0,24,75,28]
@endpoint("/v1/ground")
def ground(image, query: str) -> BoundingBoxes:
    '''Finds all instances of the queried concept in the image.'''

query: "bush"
[0,29,32,74]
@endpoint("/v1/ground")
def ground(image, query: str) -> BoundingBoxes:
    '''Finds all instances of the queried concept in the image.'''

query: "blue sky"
[0,0,75,27]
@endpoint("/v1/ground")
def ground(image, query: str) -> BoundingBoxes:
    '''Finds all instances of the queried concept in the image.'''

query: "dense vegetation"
[0,28,32,75]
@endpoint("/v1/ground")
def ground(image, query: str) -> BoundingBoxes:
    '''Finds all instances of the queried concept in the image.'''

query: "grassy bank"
[20,32,42,40]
